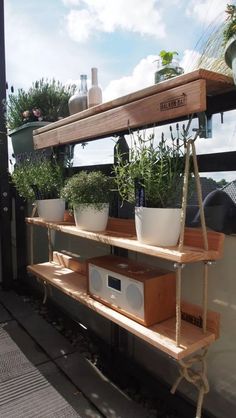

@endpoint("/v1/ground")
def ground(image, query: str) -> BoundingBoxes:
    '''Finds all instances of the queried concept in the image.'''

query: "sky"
[4,0,236,181]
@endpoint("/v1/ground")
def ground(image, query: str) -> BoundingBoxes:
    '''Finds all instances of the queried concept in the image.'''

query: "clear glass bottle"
[68,74,88,115]
[88,68,102,108]
[154,58,184,84]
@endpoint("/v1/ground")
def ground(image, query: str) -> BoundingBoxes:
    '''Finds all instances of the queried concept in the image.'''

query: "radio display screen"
[108,275,121,292]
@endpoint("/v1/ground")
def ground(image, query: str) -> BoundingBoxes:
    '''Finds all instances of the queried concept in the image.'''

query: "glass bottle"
[154,58,184,84]
[88,68,102,108]
[68,74,88,115]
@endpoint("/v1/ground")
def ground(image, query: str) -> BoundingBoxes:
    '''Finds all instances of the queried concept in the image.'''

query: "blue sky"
[4,0,236,180]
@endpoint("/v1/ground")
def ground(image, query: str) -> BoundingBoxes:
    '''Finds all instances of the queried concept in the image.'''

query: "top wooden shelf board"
[25,217,225,263]
[33,69,235,150]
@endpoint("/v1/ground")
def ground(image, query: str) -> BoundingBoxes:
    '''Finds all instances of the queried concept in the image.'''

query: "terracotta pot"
[63,210,75,223]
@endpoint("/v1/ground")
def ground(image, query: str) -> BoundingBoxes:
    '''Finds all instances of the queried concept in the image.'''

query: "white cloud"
[186,0,228,24]
[103,54,158,101]
[66,9,98,42]
[103,49,204,102]
[64,0,166,42]
[63,0,81,6]
[196,111,236,155]
[4,2,103,89]
[180,49,201,73]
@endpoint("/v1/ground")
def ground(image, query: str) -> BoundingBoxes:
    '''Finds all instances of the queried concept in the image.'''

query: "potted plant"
[7,79,76,156]
[11,153,65,222]
[113,131,185,246]
[224,4,236,84]
[154,50,184,84]
[61,171,113,232]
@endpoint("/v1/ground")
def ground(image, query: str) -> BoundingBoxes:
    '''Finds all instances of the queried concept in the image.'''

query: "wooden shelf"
[32,69,235,150]
[25,217,224,263]
[27,260,216,360]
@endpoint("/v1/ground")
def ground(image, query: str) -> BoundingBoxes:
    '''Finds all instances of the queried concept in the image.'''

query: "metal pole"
[0,0,14,289]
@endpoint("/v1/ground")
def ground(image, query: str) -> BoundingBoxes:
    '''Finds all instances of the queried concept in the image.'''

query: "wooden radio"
[88,255,176,326]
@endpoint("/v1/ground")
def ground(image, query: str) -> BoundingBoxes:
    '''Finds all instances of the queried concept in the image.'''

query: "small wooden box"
[88,255,176,326]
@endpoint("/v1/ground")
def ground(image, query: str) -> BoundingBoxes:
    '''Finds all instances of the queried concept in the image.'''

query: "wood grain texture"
[53,251,87,275]
[33,69,234,136]
[27,261,216,360]
[25,217,225,263]
[33,80,206,149]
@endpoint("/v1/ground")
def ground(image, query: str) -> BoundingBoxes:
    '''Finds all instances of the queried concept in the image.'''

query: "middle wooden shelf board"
[27,260,217,361]
[25,217,225,263]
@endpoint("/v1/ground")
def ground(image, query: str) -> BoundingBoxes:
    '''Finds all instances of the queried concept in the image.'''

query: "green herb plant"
[154,50,183,83]
[11,153,64,201]
[159,50,178,66]
[61,171,113,211]
[113,130,185,208]
[223,4,236,46]
[7,79,76,130]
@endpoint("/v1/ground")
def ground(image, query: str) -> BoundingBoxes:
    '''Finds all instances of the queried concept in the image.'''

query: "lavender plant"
[113,129,186,208]
[11,153,64,201]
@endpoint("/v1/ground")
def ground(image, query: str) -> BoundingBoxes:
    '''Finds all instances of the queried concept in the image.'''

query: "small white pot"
[74,204,109,232]
[135,207,181,246]
[36,198,65,222]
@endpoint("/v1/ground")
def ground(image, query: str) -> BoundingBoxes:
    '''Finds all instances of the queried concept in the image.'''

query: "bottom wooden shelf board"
[27,262,216,360]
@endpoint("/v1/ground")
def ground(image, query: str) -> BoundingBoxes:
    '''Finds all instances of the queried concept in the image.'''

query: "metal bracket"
[195,112,212,138]
[173,262,185,270]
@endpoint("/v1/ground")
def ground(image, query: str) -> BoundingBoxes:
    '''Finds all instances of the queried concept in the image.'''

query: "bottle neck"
[91,68,98,86]
[80,75,87,95]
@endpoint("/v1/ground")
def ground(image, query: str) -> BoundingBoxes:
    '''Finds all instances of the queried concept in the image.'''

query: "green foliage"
[61,171,113,211]
[7,79,76,130]
[223,4,236,45]
[113,131,185,208]
[11,153,64,201]
[159,50,178,66]
[155,50,183,83]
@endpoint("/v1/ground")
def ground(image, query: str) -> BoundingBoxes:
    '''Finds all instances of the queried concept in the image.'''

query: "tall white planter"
[37,198,65,222]
[74,204,109,232]
[135,207,181,246]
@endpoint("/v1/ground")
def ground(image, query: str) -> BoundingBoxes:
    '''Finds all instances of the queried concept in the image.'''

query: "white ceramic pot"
[135,207,181,246]
[37,198,65,222]
[74,204,109,232]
